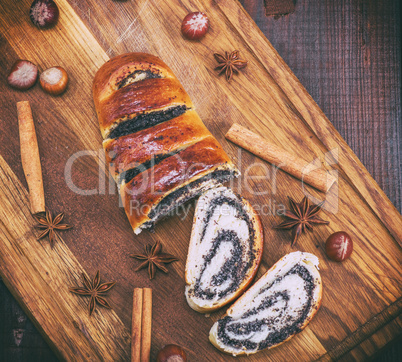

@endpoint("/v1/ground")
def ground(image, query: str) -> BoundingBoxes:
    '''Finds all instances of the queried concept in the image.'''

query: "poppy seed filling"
[108,105,187,139]
[145,170,236,224]
[188,196,257,301]
[216,264,315,351]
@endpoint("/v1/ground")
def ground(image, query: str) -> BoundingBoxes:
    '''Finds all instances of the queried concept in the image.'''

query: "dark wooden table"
[1,0,400,360]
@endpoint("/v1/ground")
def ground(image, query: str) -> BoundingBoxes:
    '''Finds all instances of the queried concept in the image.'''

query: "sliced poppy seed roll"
[185,187,263,313]
[209,252,322,356]
[93,53,239,234]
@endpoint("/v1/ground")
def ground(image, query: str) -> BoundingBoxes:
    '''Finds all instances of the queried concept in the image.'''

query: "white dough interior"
[196,202,250,300]
[209,252,321,355]
[186,187,252,307]
[121,71,150,87]
[224,273,308,345]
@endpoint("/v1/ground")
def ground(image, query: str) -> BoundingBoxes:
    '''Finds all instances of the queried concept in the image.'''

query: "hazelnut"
[325,231,353,262]
[40,66,69,95]
[156,344,187,362]
[30,0,59,29]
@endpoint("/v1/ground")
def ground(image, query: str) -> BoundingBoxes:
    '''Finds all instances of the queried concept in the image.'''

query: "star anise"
[130,240,178,280]
[69,270,116,316]
[214,50,248,81]
[274,196,329,246]
[33,208,72,248]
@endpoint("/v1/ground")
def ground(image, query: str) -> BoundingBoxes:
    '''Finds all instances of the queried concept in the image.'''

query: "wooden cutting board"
[0,0,401,361]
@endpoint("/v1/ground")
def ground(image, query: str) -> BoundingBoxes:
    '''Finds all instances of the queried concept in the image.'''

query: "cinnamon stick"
[141,288,152,362]
[132,288,143,362]
[132,288,152,362]
[225,123,336,193]
[17,101,45,213]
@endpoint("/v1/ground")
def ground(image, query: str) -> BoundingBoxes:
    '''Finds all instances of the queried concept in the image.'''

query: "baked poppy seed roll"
[93,53,239,234]
[120,137,238,234]
[103,110,212,184]
[98,77,192,139]
[209,252,322,356]
[185,187,263,313]
[93,52,175,111]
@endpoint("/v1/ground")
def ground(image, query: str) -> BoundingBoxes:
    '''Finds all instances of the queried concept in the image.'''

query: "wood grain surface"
[0,0,401,361]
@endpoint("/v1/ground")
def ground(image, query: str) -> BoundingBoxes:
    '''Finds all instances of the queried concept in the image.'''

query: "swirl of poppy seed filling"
[188,196,257,303]
[216,264,314,352]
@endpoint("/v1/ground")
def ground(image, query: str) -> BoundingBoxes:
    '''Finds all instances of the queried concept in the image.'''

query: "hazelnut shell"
[325,231,353,262]
[156,344,187,362]
[40,66,69,95]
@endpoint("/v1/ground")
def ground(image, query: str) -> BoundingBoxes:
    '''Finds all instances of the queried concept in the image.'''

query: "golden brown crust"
[120,136,234,231]
[103,110,212,181]
[93,52,175,109]
[98,78,193,138]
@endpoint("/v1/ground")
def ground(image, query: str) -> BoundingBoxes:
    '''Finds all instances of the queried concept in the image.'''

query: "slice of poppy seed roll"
[209,252,322,356]
[185,187,264,313]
